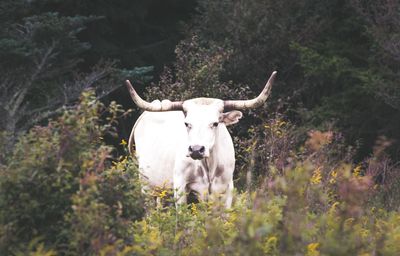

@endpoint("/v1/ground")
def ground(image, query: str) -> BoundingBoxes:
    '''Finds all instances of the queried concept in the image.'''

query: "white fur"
[131,98,241,208]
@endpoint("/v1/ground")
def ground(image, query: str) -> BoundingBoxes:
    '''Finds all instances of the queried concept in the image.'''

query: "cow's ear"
[220,111,243,126]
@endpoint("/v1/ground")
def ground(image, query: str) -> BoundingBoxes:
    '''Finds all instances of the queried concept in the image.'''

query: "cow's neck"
[202,141,222,194]
[201,158,212,193]
[200,137,220,183]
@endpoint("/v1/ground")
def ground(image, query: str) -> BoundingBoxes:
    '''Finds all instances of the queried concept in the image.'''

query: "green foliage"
[104,156,400,255]
[185,0,400,159]
[291,38,400,157]
[0,12,95,68]
[1,1,400,255]
[113,120,397,255]
[0,91,144,255]
[0,1,155,140]
[1,91,400,255]
[146,35,251,102]
[13,238,57,256]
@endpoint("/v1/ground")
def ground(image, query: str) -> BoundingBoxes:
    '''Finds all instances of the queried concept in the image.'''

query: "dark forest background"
[1,0,400,255]
[1,0,399,159]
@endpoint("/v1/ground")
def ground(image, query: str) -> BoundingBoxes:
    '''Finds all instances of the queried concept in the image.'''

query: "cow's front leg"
[173,172,187,206]
[225,179,234,209]
[210,177,234,209]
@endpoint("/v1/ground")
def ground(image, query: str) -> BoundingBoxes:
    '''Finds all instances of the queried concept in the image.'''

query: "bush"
[1,89,400,256]
[0,91,144,255]
[108,128,400,255]
[99,163,400,255]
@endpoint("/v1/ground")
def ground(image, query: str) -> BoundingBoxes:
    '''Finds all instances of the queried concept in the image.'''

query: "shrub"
[104,159,400,255]
[98,126,400,255]
[0,91,144,254]
[1,84,400,255]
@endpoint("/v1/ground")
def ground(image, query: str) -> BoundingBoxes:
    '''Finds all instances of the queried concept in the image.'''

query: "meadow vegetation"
[1,90,399,255]
[1,0,400,255]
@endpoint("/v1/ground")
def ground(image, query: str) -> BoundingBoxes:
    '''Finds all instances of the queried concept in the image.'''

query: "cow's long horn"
[125,80,183,111]
[223,71,277,111]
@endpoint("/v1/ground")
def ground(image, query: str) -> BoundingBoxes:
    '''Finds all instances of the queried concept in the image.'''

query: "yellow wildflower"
[266,236,278,244]
[329,170,337,184]
[306,242,320,256]
[353,164,362,177]
[329,201,340,214]
[159,190,167,199]
[311,167,322,185]
[191,203,198,215]
[120,139,127,146]
[360,228,369,239]
[263,236,278,253]
[278,120,287,127]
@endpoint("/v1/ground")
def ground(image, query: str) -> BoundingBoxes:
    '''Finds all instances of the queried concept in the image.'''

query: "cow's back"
[132,111,186,188]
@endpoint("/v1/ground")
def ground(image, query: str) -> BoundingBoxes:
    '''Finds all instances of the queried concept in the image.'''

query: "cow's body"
[131,99,236,207]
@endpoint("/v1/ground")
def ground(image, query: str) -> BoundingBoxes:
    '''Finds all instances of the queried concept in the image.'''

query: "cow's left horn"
[223,71,277,110]
[125,80,183,111]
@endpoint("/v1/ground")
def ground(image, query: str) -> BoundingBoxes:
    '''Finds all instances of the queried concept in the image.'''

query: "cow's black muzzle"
[188,145,205,160]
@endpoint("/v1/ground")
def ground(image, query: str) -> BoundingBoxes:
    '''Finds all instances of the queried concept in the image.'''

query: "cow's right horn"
[223,71,277,111]
[125,80,183,111]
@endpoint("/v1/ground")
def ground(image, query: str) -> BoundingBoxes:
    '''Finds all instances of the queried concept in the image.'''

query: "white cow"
[127,71,277,208]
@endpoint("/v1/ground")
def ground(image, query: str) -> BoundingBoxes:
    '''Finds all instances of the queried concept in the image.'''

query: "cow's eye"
[212,122,219,128]
[184,122,191,129]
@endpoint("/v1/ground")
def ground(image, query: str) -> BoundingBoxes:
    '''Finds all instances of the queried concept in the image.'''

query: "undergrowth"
[1,91,399,255]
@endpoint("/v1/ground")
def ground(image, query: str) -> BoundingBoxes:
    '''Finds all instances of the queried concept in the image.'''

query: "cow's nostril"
[190,145,205,153]
[188,145,206,159]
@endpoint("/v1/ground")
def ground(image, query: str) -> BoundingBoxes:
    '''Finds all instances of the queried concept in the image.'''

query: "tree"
[182,0,400,158]
[0,4,98,134]
[352,0,400,110]
[0,1,152,145]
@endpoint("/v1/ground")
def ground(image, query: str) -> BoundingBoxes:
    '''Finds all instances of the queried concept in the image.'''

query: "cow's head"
[181,98,242,159]
[126,71,277,160]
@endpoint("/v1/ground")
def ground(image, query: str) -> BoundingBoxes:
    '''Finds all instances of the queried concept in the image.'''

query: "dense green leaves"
[0,91,399,255]
[0,92,144,255]
[184,0,400,159]
[0,0,400,254]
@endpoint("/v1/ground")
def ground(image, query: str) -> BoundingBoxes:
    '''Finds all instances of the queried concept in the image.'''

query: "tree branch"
[10,42,57,116]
